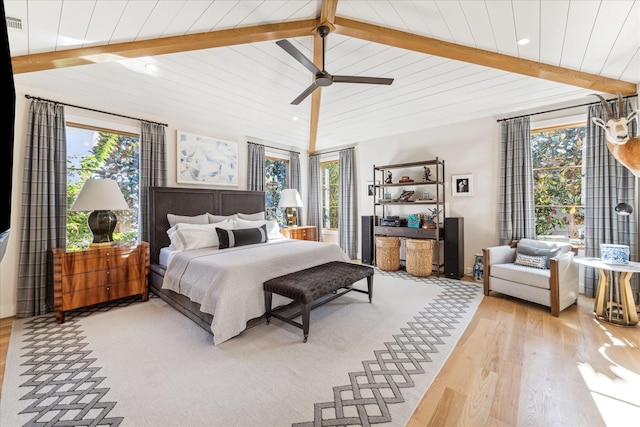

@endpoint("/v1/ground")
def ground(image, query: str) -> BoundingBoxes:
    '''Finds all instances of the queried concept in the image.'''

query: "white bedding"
[162,239,350,345]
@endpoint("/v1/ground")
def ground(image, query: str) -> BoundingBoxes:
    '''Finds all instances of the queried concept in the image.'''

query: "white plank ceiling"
[6,0,640,152]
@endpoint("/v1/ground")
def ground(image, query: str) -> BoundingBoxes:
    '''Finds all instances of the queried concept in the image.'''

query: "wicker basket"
[375,236,401,271]
[405,239,435,277]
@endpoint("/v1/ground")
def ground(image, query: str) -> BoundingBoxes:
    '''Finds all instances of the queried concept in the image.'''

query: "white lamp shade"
[278,189,303,208]
[71,179,130,211]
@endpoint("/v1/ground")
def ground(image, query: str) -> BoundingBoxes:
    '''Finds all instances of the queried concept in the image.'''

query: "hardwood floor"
[1,285,638,425]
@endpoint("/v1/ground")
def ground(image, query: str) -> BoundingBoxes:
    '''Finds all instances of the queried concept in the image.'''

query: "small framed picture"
[452,174,473,197]
[366,181,380,197]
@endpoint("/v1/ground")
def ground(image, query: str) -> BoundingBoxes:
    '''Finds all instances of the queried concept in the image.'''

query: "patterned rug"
[1,269,483,426]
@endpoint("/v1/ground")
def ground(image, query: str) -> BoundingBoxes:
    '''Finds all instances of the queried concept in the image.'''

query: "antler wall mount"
[276,25,394,105]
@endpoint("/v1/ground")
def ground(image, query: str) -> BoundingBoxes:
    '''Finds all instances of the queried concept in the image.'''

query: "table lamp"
[71,178,130,247]
[278,189,303,227]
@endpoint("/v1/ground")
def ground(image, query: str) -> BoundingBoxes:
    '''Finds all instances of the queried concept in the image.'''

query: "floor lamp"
[616,201,639,313]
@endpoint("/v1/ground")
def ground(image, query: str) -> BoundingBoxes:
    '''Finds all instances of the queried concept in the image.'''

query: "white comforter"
[162,239,350,345]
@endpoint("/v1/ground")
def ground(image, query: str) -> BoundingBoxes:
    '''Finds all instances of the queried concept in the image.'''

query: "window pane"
[265,157,288,226]
[66,126,139,250]
[531,124,585,243]
[320,161,339,229]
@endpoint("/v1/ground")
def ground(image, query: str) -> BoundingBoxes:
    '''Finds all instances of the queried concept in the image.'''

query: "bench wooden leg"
[264,291,273,324]
[367,276,373,303]
[301,302,310,343]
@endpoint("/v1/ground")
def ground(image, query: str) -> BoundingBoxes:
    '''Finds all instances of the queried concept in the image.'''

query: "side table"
[574,257,639,326]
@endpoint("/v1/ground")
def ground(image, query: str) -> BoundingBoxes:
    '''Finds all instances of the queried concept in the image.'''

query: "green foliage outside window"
[265,157,288,226]
[67,128,139,250]
[531,125,585,243]
[321,161,339,229]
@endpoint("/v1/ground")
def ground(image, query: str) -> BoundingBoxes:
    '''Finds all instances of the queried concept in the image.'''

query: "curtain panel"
[584,98,637,299]
[247,142,265,192]
[17,100,67,317]
[498,117,535,245]
[140,122,167,243]
[307,155,322,239]
[289,151,302,225]
[339,148,357,259]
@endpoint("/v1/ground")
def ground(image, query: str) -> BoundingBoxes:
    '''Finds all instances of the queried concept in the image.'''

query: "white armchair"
[482,238,579,316]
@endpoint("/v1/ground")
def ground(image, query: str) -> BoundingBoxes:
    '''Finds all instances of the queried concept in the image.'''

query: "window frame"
[65,119,141,250]
[320,159,339,231]
[530,120,585,245]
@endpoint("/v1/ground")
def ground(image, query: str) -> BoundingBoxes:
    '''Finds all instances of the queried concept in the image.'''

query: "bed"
[148,187,350,345]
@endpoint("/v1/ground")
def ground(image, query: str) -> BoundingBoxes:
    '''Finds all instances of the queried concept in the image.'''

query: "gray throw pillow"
[516,244,562,269]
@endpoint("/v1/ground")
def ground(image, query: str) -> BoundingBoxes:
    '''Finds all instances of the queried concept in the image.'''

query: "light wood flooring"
[1,286,639,425]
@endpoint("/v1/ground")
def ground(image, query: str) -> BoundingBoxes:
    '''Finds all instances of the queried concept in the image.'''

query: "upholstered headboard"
[148,187,265,265]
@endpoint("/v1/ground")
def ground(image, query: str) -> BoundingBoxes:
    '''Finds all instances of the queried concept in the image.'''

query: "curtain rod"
[254,142,299,155]
[497,94,638,122]
[312,146,354,156]
[25,94,169,127]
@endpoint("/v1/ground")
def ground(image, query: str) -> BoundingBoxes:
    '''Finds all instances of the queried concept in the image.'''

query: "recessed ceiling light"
[293,116,299,121]
[145,63,157,71]
[517,38,530,45]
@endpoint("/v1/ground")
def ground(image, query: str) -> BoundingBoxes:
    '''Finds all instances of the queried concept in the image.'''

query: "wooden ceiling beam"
[11,19,318,74]
[334,16,637,96]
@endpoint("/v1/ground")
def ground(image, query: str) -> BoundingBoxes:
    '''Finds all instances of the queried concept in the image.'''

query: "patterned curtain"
[289,151,302,225]
[307,154,322,240]
[247,142,265,192]
[584,97,637,298]
[498,117,535,245]
[16,100,67,317]
[140,122,167,243]
[339,148,357,259]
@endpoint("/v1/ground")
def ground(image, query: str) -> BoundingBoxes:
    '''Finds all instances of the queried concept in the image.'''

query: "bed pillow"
[167,220,236,251]
[207,213,238,223]
[216,224,268,249]
[237,211,265,221]
[167,213,209,228]
[513,253,548,270]
[234,218,281,237]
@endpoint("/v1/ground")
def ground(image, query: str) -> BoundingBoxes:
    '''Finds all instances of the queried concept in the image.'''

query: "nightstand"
[52,241,150,323]
[281,225,318,241]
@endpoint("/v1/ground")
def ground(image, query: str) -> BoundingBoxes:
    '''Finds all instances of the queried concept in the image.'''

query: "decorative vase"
[473,253,484,282]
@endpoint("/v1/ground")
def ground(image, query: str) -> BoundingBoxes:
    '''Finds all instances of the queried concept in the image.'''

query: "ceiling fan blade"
[291,82,320,105]
[276,39,322,75]
[332,75,394,85]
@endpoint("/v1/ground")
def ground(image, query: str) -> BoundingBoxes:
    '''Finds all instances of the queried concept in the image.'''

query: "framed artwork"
[452,174,473,197]
[366,181,380,197]
[177,131,238,186]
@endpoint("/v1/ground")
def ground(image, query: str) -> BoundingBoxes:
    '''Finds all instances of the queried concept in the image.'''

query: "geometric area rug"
[1,269,483,427]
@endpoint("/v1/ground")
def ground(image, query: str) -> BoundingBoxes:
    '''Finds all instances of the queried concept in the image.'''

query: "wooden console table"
[574,257,639,326]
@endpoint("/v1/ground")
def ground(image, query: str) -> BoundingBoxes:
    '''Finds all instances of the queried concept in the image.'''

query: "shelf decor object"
[70,178,130,247]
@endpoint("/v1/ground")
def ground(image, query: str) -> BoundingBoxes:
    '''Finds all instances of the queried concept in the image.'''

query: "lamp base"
[285,207,298,227]
[88,210,118,246]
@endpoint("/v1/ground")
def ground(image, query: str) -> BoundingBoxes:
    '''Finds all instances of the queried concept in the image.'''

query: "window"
[265,156,289,226]
[66,123,140,250]
[531,122,585,244]
[320,160,339,229]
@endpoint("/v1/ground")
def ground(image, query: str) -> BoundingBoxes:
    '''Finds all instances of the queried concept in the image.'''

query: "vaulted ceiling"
[7,0,639,153]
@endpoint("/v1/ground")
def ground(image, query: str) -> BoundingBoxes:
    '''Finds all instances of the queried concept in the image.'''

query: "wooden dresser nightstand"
[281,225,318,241]
[52,241,150,323]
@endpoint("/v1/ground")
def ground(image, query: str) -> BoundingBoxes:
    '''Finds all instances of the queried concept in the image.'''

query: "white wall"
[355,116,502,274]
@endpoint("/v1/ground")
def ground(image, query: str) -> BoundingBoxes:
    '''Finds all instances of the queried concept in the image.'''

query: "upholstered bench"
[263,261,374,342]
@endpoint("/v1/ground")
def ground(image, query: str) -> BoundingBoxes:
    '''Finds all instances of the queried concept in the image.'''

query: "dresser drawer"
[62,287,109,310]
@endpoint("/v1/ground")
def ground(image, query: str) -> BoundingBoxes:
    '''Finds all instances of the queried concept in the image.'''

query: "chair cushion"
[490,263,551,290]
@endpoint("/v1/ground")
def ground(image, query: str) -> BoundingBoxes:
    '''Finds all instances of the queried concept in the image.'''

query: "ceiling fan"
[276,25,394,105]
